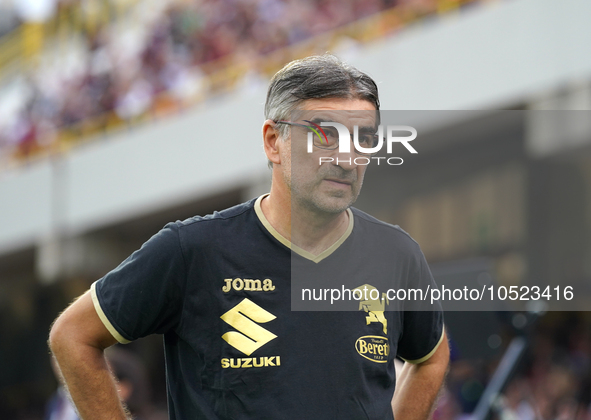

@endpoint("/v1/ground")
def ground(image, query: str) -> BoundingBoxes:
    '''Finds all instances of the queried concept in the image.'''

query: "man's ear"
[262,120,282,165]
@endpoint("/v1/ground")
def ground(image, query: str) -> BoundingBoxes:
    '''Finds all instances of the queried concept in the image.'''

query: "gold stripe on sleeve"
[90,282,131,344]
[400,327,445,364]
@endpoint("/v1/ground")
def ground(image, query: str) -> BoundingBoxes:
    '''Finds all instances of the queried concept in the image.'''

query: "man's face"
[279,98,377,215]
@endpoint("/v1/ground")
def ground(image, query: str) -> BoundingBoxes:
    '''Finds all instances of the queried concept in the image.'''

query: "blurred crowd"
[45,347,167,420]
[0,0,447,167]
[436,313,591,420]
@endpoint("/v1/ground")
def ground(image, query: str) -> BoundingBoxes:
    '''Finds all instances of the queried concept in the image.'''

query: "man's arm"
[48,290,129,420]
[392,330,450,420]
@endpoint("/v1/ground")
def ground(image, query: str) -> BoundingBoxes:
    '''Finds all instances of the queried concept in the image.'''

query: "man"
[49,54,449,420]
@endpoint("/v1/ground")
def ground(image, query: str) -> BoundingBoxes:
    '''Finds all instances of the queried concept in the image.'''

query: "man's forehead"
[299,97,376,112]
[294,98,377,127]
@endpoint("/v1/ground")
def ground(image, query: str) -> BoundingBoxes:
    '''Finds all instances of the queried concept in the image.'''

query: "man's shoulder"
[134,199,258,253]
[174,198,257,229]
[350,207,421,250]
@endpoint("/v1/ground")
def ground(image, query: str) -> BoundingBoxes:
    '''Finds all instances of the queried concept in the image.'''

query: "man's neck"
[261,189,350,256]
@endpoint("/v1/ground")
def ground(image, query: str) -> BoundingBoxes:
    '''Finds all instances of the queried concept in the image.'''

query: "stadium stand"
[0,0,477,170]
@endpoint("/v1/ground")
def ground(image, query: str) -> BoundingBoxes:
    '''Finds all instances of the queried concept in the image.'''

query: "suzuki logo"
[220,298,277,356]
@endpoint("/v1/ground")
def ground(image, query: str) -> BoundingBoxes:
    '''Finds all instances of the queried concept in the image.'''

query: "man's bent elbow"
[48,311,73,358]
[48,290,118,357]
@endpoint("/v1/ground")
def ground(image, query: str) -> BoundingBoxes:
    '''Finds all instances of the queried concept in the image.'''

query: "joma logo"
[222,278,276,293]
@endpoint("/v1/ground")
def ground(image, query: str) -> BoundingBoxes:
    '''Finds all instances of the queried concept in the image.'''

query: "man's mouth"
[324,178,353,186]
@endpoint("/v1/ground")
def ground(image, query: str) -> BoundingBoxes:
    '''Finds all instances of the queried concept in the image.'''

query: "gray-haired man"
[50,55,449,420]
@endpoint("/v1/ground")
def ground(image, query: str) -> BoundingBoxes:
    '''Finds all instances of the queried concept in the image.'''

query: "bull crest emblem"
[354,284,388,335]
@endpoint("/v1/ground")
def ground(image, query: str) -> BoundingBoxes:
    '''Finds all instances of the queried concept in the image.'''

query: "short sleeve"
[91,223,187,343]
[396,250,445,364]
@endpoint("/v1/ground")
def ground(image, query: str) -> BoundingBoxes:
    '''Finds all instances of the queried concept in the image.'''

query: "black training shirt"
[92,195,444,420]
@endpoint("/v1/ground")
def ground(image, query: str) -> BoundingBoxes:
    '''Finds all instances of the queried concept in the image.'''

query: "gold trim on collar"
[254,194,353,264]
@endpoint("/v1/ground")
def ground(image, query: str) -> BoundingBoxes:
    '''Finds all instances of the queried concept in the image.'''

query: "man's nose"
[333,137,359,171]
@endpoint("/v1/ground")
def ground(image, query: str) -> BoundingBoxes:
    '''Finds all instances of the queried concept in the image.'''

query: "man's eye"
[359,134,378,147]
[321,129,339,145]
[324,128,338,139]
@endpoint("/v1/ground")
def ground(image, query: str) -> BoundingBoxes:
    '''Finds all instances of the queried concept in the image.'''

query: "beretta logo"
[355,336,390,363]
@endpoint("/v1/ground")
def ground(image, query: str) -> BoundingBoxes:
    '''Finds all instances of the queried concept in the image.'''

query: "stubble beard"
[288,165,363,215]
